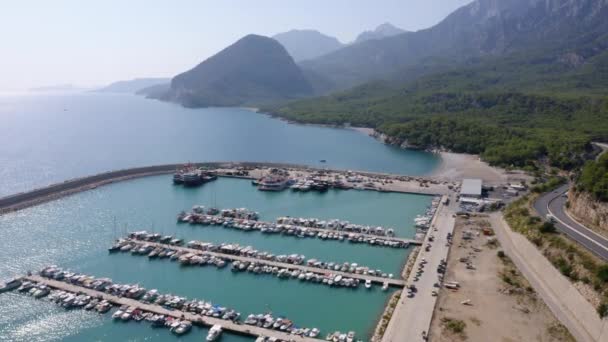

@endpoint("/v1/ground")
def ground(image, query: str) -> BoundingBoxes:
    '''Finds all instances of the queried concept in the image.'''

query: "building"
[460,179,483,199]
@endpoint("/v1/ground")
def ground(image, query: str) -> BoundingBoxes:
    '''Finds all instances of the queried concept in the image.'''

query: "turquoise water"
[0,176,434,341]
[0,93,440,197]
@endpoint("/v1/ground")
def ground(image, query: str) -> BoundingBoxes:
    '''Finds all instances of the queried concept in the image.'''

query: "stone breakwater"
[0,162,448,214]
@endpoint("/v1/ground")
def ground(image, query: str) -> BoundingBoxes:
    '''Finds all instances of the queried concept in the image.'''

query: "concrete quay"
[382,195,456,342]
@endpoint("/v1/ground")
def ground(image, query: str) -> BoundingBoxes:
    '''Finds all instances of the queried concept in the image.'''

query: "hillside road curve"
[533,184,608,261]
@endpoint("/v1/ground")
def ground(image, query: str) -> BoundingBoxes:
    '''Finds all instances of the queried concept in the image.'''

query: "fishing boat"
[206,324,223,341]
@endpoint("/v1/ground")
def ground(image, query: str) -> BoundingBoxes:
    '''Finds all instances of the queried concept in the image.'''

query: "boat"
[365,280,372,289]
[257,176,290,191]
[173,172,184,184]
[309,328,320,338]
[112,310,124,320]
[172,320,192,335]
[183,171,203,187]
[382,282,389,291]
[346,331,355,342]
[0,278,22,293]
[206,324,223,341]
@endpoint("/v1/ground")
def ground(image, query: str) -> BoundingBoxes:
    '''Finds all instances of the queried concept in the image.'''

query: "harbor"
[10,269,330,342]
[111,233,406,288]
[0,172,442,341]
[177,207,428,248]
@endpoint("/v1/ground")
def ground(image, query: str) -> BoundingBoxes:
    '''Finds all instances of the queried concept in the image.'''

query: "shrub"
[497,250,506,258]
[597,265,608,283]
[540,222,557,234]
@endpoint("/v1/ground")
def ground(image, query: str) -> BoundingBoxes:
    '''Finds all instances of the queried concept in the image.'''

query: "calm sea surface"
[0,93,438,341]
[0,92,439,197]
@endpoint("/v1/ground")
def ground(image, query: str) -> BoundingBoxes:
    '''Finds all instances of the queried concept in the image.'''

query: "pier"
[125,239,406,288]
[24,275,322,342]
[0,162,451,214]
[181,213,422,247]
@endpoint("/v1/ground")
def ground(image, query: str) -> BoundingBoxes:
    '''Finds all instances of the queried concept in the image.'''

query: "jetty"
[0,162,452,214]
[179,213,422,247]
[124,239,406,288]
[23,275,322,342]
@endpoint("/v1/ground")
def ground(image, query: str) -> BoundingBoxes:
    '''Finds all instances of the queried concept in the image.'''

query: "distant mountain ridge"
[354,23,406,44]
[97,78,170,94]
[159,34,313,107]
[272,30,344,62]
[299,0,608,90]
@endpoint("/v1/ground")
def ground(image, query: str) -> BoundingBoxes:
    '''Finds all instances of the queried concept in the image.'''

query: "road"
[489,214,608,342]
[382,195,456,342]
[533,184,608,261]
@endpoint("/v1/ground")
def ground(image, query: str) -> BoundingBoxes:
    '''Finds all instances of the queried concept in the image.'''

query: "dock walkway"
[25,275,321,342]
[185,215,422,246]
[127,239,406,287]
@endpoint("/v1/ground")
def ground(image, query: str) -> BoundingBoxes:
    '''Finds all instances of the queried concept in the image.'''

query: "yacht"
[258,176,290,191]
[206,324,223,341]
[0,278,22,293]
[172,320,192,335]
[112,310,124,320]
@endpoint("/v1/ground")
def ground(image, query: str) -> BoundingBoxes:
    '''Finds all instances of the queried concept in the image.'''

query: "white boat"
[365,280,372,289]
[382,282,389,291]
[206,324,223,341]
[0,278,22,293]
[112,310,124,320]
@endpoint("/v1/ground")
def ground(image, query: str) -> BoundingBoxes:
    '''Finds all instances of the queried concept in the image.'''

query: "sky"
[0,0,471,90]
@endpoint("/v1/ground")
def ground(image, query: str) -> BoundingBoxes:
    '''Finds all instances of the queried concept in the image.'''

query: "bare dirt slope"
[429,216,573,342]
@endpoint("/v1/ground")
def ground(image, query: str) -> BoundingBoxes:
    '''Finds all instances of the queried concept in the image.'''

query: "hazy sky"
[0,0,471,90]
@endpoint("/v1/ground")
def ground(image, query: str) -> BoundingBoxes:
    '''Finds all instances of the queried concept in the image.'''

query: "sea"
[0,93,440,342]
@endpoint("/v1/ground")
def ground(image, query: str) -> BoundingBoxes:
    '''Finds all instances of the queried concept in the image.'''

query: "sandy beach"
[432,152,531,185]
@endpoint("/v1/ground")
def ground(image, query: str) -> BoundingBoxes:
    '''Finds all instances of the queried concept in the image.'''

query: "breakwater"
[0,162,448,214]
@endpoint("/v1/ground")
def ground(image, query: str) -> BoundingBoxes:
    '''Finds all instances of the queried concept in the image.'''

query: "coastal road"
[533,184,608,261]
[382,194,456,342]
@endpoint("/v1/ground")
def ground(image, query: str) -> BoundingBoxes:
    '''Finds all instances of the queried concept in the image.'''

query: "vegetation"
[576,153,608,201]
[441,317,467,336]
[504,195,608,317]
[265,47,608,169]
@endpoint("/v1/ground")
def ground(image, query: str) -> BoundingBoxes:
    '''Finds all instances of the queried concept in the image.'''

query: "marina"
[11,269,328,342]
[0,174,438,341]
[112,233,406,288]
[177,208,425,248]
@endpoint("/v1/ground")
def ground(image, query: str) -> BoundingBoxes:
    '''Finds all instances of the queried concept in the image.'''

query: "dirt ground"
[429,216,574,342]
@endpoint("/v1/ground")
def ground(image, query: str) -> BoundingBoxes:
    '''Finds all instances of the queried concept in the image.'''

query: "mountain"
[273,30,344,62]
[301,0,608,90]
[96,78,170,93]
[354,23,406,44]
[268,0,608,169]
[161,34,313,107]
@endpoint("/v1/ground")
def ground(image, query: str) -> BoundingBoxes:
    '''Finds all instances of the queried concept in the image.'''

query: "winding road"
[533,184,608,261]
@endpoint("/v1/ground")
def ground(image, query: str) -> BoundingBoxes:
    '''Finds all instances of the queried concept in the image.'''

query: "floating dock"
[124,239,406,288]
[24,275,323,342]
[181,214,422,247]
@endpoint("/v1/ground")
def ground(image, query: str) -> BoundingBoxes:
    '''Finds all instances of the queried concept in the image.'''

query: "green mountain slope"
[161,34,313,107]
